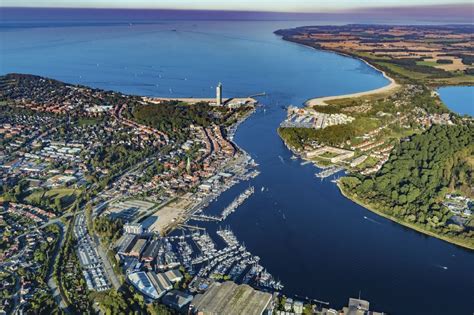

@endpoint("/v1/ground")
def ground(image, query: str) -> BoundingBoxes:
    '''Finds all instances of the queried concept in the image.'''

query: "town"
[0,73,391,314]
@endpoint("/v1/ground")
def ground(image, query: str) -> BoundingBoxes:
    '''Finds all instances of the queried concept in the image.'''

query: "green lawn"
[25,188,80,211]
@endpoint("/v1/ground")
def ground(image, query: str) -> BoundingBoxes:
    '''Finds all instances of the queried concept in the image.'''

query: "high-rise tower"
[216,82,222,106]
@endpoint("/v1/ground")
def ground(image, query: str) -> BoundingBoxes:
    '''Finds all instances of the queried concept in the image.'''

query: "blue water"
[1,17,473,315]
[438,86,474,116]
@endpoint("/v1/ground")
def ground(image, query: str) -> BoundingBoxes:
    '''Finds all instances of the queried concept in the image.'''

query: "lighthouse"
[216,82,223,106]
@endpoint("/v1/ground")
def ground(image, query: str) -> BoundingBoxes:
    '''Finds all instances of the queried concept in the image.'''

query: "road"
[45,221,71,314]
[92,233,121,290]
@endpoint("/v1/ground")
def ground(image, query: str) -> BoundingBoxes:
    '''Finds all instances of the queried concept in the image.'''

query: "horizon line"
[2,3,473,14]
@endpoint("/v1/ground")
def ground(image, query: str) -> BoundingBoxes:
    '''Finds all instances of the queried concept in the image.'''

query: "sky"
[2,0,473,12]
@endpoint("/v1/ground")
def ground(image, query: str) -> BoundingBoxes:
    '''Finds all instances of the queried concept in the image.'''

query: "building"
[293,300,304,314]
[128,272,160,299]
[216,82,223,106]
[162,290,194,311]
[164,269,183,283]
[129,238,147,258]
[148,272,173,298]
[116,234,137,255]
[124,222,143,235]
[342,298,386,315]
[141,239,161,262]
[191,281,272,315]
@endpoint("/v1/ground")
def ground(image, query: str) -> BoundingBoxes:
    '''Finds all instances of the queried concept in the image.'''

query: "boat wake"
[436,265,448,270]
[363,215,381,225]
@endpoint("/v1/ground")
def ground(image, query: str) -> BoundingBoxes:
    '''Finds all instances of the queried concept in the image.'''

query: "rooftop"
[191,281,272,315]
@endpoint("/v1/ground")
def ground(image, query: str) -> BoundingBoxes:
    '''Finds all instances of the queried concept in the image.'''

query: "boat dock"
[190,214,221,222]
[315,166,345,178]
[220,186,255,220]
[179,224,206,231]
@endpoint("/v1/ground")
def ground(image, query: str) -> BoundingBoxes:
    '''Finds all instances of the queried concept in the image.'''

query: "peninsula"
[275,24,474,249]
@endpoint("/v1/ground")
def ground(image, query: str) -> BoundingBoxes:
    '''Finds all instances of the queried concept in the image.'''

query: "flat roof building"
[141,239,161,262]
[162,290,193,311]
[342,298,386,315]
[116,234,137,255]
[129,238,147,258]
[164,269,183,283]
[191,281,272,315]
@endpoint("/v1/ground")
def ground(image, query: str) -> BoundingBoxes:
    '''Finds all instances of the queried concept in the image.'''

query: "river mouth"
[2,19,474,315]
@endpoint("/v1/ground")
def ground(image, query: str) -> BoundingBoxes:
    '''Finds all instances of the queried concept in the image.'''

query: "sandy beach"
[305,59,400,106]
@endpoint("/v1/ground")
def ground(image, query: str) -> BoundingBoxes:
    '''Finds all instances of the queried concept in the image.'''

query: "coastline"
[304,55,400,106]
[276,35,400,107]
[276,35,473,251]
[164,105,258,234]
[337,182,474,251]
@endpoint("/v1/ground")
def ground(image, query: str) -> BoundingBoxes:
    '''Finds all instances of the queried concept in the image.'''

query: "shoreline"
[305,54,400,106]
[276,36,400,107]
[165,106,258,234]
[337,182,474,251]
[277,36,473,251]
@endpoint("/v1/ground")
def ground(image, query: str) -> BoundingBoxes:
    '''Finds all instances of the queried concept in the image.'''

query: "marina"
[141,226,285,292]
[315,166,345,179]
[189,186,255,222]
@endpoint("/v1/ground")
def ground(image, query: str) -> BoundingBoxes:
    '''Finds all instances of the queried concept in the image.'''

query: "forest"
[340,124,474,248]
[126,100,251,140]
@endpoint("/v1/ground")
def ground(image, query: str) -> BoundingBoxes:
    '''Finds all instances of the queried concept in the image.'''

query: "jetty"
[190,214,220,222]
[220,186,255,220]
[179,224,206,231]
[315,166,345,179]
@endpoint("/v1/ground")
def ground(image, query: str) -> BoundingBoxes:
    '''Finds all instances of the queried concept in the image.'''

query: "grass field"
[25,187,80,211]
[416,61,438,67]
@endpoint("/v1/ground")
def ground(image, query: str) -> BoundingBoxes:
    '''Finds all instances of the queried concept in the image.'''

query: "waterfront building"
[128,272,160,299]
[191,281,272,315]
[162,290,194,311]
[216,82,223,106]
[341,298,386,315]
[148,272,173,298]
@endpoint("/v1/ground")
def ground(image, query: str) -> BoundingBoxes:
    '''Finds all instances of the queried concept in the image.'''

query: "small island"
[275,24,474,249]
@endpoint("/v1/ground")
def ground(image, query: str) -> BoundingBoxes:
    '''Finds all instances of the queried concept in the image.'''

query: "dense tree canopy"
[340,124,474,247]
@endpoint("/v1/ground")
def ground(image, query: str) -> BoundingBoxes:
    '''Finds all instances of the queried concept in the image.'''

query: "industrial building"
[147,271,173,298]
[162,290,193,311]
[191,281,273,315]
[129,238,147,258]
[141,239,161,262]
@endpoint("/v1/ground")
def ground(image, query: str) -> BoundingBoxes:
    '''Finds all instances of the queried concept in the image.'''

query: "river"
[1,17,473,315]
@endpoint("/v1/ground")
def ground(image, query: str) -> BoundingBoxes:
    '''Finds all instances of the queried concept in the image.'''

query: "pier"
[220,186,255,221]
[190,214,220,222]
[315,166,345,179]
[179,224,206,231]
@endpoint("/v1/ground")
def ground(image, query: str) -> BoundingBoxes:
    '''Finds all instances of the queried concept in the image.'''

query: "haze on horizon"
[2,0,473,12]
